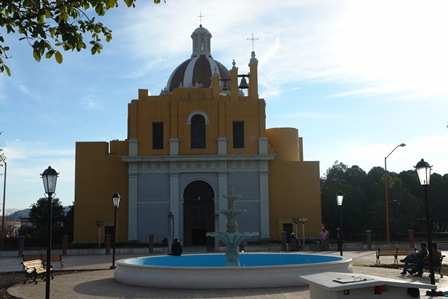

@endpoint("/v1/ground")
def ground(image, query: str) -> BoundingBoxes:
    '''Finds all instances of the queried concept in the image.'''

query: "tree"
[28,197,65,237]
[3,209,19,237]
[62,204,74,241]
[0,0,163,75]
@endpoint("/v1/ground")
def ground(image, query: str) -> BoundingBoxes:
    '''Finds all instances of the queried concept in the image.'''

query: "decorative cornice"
[121,154,275,163]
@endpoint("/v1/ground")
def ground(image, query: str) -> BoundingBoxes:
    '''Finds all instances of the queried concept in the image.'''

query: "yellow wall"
[266,128,322,240]
[129,88,265,156]
[73,141,129,242]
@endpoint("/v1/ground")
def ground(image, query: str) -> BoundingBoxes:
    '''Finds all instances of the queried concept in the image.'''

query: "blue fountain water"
[126,253,342,267]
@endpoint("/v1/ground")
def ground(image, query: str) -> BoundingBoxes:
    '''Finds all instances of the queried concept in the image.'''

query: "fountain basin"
[115,253,353,289]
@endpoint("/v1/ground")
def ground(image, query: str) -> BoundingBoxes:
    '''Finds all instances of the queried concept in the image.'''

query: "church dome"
[164,25,231,93]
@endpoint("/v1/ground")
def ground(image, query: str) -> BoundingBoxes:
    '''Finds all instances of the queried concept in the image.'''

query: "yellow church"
[73,24,322,247]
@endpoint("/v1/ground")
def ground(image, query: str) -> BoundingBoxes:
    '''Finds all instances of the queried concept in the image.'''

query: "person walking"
[318,228,330,251]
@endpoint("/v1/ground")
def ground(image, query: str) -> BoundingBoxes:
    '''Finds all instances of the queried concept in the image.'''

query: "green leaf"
[33,50,41,62]
[55,51,63,64]
[0,65,11,76]
[45,50,54,59]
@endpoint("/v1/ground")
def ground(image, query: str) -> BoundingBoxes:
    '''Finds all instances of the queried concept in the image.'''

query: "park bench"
[376,247,415,264]
[21,259,53,284]
[23,253,64,269]
[22,254,43,270]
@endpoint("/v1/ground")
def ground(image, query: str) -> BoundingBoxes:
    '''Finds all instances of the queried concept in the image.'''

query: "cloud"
[4,139,73,160]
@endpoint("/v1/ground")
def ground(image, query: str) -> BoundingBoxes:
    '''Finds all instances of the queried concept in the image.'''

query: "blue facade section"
[138,173,170,200]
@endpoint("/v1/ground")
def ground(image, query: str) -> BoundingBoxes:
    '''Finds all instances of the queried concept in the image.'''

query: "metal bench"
[23,253,64,269]
[21,259,53,284]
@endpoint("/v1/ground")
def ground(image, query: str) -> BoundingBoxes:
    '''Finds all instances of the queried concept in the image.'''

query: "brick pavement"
[4,251,448,298]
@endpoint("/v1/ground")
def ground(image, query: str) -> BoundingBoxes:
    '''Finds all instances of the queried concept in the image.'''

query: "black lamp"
[336,190,344,256]
[110,192,120,269]
[41,166,58,299]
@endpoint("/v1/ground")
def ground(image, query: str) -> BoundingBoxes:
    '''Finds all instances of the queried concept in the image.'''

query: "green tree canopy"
[0,0,162,75]
[320,161,448,241]
[28,197,65,236]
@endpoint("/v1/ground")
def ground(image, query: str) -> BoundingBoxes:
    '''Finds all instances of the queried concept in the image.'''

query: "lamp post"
[110,193,120,269]
[415,159,438,290]
[337,190,344,256]
[168,212,174,248]
[385,143,406,244]
[300,217,307,245]
[292,217,300,237]
[0,153,6,251]
[95,221,104,248]
[41,166,58,299]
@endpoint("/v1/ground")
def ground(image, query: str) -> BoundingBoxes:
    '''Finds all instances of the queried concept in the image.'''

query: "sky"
[0,0,447,212]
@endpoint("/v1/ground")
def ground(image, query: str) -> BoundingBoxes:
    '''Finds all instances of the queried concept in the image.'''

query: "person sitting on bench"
[169,238,183,256]
[408,243,441,277]
[400,242,427,275]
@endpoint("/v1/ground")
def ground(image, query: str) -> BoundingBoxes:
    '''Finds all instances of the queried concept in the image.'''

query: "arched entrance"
[183,181,215,246]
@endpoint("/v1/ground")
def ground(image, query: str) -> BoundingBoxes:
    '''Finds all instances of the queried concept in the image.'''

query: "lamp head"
[112,193,121,209]
[414,159,432,186]
[399,143,406,147]
[41,166,59,194]
[337,190,344,206]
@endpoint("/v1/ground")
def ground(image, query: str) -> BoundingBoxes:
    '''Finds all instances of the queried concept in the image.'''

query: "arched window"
[191,114,206,148]
[200,37,205,51]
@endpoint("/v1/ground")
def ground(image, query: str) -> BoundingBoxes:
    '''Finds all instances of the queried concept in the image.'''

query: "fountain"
[205,185,258,266]
[114,186,353,289]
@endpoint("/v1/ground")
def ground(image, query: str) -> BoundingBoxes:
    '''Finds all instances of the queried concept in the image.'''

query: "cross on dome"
[247,33,259,52]
[198,11,204,25]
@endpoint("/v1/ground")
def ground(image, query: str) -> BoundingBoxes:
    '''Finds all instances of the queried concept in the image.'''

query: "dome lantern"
[164,25,231,93]
[191,25,212,58]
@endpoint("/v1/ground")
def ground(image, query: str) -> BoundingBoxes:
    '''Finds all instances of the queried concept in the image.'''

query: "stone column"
[408,229,415,248]
[62,235,68,256]
[365,230,372,250]
[281,231,287,251]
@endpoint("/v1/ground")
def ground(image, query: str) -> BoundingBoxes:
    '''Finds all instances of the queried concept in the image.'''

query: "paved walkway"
[3,251,448,298]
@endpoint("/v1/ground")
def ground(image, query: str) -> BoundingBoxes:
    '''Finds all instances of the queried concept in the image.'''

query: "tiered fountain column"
[206,185,258,266]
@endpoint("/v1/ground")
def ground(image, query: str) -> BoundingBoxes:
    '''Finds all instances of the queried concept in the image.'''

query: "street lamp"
[415,159,438,292]
[110,192,120,269]
[95,221,104,248]
[0,153,6,251]
[385,143,406,244]
[41,166,58,299]
[337,190,344,256]
[300,217,307,245]
[292,217,300,237]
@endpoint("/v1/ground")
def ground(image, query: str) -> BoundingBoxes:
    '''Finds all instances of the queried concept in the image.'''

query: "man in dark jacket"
[400,242,427,274]
[408,243,442,276]
[169,238,183,256]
